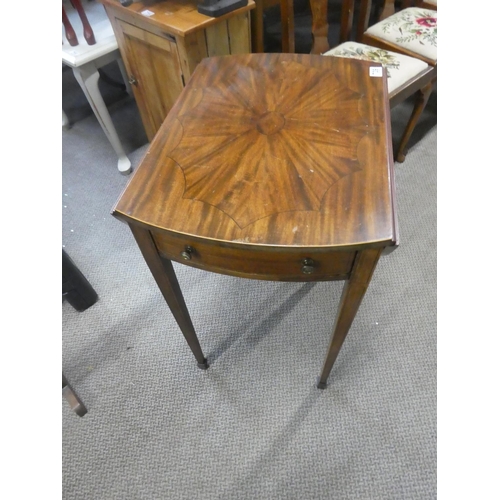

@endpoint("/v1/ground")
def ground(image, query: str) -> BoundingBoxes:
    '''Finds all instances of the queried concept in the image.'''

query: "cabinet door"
[117,20,185,140]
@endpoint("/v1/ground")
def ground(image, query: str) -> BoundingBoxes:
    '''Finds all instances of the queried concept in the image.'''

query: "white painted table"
[62,1,132,174]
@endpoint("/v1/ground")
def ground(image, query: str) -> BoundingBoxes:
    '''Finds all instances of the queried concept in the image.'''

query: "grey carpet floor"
[62,57,437,499]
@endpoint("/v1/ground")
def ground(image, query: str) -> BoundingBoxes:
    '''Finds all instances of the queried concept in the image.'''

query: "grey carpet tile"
[62,63,436,498]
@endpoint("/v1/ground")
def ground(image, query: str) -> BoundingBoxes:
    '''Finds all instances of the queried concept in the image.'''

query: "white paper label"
[141,9,155,16]
[369,67,383,77]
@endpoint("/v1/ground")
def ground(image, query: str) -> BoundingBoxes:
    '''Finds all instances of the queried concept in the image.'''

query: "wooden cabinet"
[116,21,184,139]
[101,0,255,141]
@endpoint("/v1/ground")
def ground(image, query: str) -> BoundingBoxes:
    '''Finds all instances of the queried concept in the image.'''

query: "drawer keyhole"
[301,258,315,274]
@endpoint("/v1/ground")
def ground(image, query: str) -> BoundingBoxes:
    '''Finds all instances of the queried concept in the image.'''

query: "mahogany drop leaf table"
[112,53,398,389]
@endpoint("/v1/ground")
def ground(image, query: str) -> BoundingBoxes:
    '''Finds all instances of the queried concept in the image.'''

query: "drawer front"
[152,231,355,282]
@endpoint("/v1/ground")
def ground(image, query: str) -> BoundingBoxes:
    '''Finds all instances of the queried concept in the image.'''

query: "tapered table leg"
[317,248,382,389]
[129,225,209,370]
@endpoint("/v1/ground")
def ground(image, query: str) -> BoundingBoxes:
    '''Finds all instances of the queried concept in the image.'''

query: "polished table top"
[113,53,397,252]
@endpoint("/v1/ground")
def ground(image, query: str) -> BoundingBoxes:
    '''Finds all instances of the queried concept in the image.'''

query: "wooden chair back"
[310,0,369,55]
[251,0,295,53]
[310,0,436,55]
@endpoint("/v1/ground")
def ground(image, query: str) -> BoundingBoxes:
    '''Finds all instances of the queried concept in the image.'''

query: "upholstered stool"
[363,7,437,66]
[324,41,429,94]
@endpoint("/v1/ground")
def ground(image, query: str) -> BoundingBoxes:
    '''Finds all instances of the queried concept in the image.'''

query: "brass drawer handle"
[301,258,315,274]
[181,246,193,261]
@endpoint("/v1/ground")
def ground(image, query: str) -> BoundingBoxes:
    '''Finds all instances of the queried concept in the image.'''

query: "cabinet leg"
[317,248,382,389]
[72,62,132,175]
[129,225,209,370]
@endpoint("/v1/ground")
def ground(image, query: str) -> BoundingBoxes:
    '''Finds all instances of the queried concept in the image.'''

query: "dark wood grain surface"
[113,53,397,251]
[112,53,398,385]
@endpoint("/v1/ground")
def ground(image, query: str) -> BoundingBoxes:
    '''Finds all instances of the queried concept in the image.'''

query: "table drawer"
[151,231,355,281]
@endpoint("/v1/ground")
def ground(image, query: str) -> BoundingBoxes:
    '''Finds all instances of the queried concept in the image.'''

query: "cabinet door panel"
[118,20,184,140]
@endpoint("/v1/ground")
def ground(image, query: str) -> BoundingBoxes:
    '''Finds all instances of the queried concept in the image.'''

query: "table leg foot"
[316,377,327,390]
[197,359,209,370]
[118,155,132,175]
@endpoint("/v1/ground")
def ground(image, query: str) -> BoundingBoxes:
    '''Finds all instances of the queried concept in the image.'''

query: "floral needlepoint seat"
[323,41,428,94]
[363,8,437,65]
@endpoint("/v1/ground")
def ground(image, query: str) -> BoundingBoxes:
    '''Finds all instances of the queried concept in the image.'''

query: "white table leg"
[72,61,132,175]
